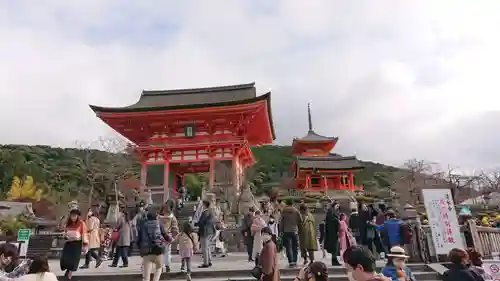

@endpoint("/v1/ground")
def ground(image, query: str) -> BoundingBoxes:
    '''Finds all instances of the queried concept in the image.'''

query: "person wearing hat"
[381,246,415,281]
[258,227,280,281]
[60,209,88,280]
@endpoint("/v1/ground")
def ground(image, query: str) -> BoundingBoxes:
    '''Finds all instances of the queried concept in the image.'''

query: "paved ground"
[49,251,367,276]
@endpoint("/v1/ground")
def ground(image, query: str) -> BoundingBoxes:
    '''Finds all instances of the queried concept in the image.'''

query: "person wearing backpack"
[176,221,199,281]
[137,210,172,281]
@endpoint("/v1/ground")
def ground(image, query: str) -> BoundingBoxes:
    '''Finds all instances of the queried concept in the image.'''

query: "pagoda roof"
[89,82,260,113]
[292,103,337,145]
[297,155,364,170]
[293,130,338,143]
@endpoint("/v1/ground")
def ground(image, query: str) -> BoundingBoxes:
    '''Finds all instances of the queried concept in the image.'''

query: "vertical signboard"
[422,189,464,255]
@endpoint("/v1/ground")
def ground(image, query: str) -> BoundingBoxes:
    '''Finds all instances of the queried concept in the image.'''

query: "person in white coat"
[251,211,266,262]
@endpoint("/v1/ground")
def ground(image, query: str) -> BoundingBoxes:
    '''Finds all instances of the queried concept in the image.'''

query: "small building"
[290,104,364,192]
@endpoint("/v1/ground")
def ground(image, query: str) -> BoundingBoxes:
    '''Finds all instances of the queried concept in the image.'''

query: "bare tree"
[75,136,139,212]
[400,159,435,200]
[477,169,500,204]
[439,165,478,203]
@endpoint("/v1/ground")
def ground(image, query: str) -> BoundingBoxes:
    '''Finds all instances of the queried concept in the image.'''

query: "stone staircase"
[68,263,441,281]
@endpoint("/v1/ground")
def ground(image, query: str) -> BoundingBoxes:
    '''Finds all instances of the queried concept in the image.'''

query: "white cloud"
[1,0,500,169]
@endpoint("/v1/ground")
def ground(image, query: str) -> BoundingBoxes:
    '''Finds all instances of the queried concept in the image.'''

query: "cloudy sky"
[1,0,500,170]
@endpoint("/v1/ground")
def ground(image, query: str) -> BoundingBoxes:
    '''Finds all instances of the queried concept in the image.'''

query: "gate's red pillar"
[163,161,170,202]
[140,162,147,195]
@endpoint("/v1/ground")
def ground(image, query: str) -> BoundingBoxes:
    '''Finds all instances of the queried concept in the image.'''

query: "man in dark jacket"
[325,201,341,265]
[240,207,255,261]
[137,210,171,281]
[195,200,215,268]
[279,200,302,267]
[358,202,372,247]
[349,208,361,244]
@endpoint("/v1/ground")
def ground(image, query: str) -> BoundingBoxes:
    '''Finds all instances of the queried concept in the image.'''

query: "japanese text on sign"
[422,189,464,255]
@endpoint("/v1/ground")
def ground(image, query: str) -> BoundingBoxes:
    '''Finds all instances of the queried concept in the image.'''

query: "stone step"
[70,271,439,281]
[225,272,439,281]
[67,264,435,281]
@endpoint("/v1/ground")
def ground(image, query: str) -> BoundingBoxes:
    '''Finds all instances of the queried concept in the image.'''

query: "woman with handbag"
[254,227,279,281]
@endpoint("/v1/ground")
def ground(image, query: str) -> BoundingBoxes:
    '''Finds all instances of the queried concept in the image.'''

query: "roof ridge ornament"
[308,102,313,132]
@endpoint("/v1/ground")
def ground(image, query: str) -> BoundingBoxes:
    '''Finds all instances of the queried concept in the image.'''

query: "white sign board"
[483,262,500,281]
[422,189,464,255]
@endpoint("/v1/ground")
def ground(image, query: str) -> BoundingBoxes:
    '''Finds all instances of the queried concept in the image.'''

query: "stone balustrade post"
[401,203,428,262]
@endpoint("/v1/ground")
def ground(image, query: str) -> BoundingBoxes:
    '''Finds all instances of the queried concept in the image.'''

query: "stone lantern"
[402,202,418,220]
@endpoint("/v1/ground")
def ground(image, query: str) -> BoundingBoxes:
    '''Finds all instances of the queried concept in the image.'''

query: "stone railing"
[473,225,500,256]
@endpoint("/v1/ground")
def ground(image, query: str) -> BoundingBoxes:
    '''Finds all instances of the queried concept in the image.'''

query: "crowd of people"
[241,199,408,269]
[55,197,231,281]
[0,195,480,281]
[0,195,489,281]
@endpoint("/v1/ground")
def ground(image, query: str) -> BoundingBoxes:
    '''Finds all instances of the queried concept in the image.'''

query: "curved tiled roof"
[297,155,363,170]
[293,130,338,142]
[89,82,275,140]
[89,82,258,112]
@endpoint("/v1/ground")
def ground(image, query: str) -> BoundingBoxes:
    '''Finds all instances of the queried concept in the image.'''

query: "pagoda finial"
[308,102,313,132]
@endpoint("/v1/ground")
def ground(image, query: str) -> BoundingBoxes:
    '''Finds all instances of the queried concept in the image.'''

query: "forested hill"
[0,144,402,200]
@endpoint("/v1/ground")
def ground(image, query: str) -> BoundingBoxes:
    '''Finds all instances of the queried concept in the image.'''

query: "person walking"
[349,207,361,244]
[177,221,199,280]
[137,209,172,281]
[377,211,403,249]
[80,209,102,269]
[178,185,186,208]
[298,204,317,265]
[324,201,341,265]
[358,202,372,248]
[339,213,357,259]
[195,200,216,268]
[158,205,179,272]
[241,207,256,261]
[251,211,266,262]
[267,215,279,244]
[60,209,88,280]
[318,220,326,258]
[279,200,302,268]
[110,211,132,268]
[258,227,280,281]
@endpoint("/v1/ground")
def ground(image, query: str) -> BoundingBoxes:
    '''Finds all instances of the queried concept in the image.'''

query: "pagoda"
[90,82,275,205]
[291,104,364,192]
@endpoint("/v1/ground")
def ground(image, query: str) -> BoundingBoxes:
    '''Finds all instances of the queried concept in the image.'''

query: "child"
[382,246,416,281]
[318,220,326,258]
[177,221,199,280]
[214,221,227,257]
[267,215,279,244]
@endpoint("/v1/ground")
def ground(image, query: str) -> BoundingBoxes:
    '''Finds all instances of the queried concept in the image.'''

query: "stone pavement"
[48,251,435,281]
